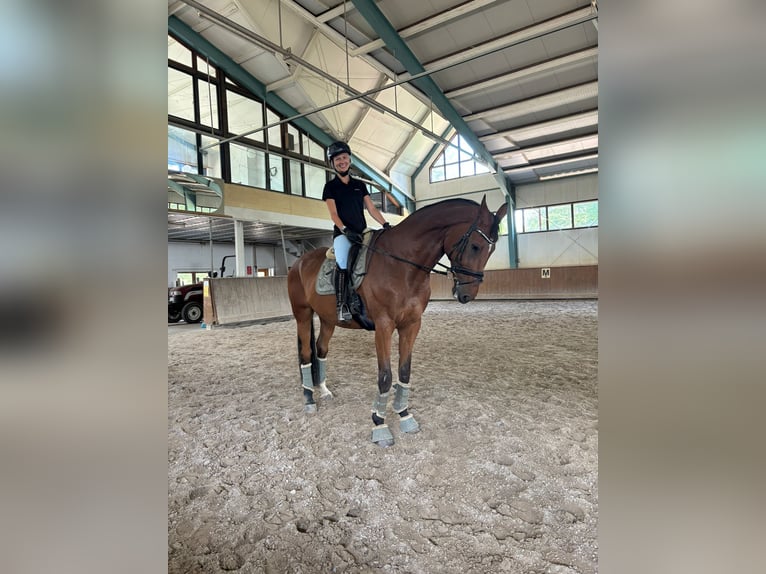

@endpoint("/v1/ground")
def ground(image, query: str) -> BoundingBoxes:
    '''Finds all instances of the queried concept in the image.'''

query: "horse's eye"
[471,243,481,253]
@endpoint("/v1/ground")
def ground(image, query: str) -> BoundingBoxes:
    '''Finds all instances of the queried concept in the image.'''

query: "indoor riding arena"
[168,272,598,574]
[168,1,600,572]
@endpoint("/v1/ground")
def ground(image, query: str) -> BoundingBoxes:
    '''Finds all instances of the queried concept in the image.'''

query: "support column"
[209,218,214,276]
[507,205,519,269]
[233,219,246,277]
[279,225,289,274]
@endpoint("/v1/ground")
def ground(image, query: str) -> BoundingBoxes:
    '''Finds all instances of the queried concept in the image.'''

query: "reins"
[358,236,451,276]
[355,209,496,283]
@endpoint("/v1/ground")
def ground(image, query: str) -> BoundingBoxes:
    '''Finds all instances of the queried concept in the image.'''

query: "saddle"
[315,229,381,330]
[315,229,378,295]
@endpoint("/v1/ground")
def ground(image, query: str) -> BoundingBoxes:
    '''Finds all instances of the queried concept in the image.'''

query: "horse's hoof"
[371,424,394,446]
[317,382,333,400]
[304,403,317,414]
[399,414,420,434]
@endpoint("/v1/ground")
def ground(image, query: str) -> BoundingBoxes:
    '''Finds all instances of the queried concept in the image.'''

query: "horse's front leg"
[298,317,335,413]
[394,318,422,434]
[370,320,395,447]
[294,309,318,413]
[314,318,336,401]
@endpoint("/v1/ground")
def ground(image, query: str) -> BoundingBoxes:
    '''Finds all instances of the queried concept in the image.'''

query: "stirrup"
[337,303,352,322]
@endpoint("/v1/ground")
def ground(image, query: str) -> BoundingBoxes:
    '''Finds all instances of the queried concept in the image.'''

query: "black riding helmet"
[327,141,351,164]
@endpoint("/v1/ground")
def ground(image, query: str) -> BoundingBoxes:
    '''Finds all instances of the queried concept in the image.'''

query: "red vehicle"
[168,282,203,324]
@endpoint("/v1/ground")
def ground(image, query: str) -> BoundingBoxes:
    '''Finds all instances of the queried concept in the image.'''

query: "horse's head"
[446,196,509,304]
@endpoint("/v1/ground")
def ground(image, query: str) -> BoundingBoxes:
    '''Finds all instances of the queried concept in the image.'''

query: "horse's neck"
[387,208,471,267]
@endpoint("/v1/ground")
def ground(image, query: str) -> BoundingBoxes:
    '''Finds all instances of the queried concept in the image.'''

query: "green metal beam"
[168,16,409,208]
[350,0,514,203]
[167,179,196,211]
[183,173,222,196]
[167,179,187,199]
[351,1,518,267]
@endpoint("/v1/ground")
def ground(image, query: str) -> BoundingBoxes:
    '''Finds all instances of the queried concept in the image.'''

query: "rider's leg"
[346,243,362,315]
[333,235,352,322]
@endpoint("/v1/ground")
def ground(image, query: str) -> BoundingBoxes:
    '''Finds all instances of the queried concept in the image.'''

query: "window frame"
[429,134,489,183]
[514,199,598,234]
[167,32,399,214]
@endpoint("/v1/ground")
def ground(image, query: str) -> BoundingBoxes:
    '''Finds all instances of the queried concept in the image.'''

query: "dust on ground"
[169,300,598,573]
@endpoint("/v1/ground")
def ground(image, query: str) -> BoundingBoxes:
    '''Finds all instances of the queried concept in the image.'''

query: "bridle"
[359,209,497,289]
[445,213,496,288]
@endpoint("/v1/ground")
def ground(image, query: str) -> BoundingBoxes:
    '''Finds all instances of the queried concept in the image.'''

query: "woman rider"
[322,141,390,322]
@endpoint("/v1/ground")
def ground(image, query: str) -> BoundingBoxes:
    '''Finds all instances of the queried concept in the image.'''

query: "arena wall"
[429,265,598,300]
[202,265,597,326]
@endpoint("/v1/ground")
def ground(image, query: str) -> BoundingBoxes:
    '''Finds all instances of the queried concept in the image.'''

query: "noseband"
[447,214,496,288]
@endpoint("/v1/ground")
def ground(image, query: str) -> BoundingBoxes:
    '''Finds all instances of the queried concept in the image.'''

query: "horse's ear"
[495,201,509,221]
[479,195,488,211]
[490,200,509,240]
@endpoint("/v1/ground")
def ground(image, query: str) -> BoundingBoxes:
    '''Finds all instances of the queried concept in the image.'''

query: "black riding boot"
[335,267,352,322]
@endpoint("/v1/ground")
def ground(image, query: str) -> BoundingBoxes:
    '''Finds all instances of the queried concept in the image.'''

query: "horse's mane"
[414,198,479,214]
[401,198,501,239]
[390,199,476,233]
[405,198,480,224]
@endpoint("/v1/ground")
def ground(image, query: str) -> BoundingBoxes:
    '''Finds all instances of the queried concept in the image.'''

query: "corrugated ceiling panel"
[170,0,598,193]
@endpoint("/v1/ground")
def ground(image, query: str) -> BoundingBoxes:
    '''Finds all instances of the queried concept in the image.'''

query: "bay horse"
[287,196,509,447]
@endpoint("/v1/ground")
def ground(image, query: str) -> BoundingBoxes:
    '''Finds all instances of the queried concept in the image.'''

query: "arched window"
[429,134,490,183]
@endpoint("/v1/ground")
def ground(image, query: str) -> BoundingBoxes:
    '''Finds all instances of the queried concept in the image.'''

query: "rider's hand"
[342,227,362,243]
[382,222,391,230]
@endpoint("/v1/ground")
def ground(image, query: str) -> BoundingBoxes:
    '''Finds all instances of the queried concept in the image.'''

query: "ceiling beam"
[350,0,513,201]
[493,133,598,164]
[464,81,598,123]
[480,110,598,144]
[168,1,186,17]
[174,2,472,181]
[423,6,594,73]
[351,0,504,57]
[265,28,322,93]
[316,3,355,24]
[502,153,598,176]
[281,0,399,84]
[445,47,598,99]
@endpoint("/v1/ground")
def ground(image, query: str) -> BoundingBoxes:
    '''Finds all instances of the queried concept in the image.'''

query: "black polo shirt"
[322,175,369,237]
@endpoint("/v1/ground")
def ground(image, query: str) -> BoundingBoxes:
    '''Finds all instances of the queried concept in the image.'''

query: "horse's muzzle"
[452,285,474,304]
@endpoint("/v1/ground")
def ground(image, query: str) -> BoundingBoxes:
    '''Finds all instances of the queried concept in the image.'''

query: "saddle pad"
[315,230,374,295]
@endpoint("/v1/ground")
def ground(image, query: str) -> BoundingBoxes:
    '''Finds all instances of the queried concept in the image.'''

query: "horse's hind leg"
[394,319,422,434]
